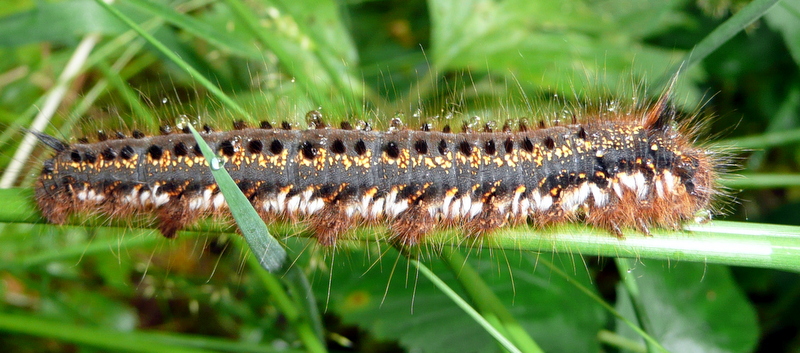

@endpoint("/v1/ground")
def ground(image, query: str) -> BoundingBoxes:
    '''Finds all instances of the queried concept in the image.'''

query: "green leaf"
[427,0,700,101]
[0,0,127,47]
[615,260,759,353]
[314,247,606,352]
[125,0,262,59]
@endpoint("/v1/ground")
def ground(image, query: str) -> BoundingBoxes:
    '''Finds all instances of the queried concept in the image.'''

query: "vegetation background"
[0,0,799,352]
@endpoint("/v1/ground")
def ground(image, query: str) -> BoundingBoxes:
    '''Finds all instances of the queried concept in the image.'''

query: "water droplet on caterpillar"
[175,115,192,130]
[356,120,372,131]
[467,115,481,130]
[306,110,325,129]
[388,114,404,132]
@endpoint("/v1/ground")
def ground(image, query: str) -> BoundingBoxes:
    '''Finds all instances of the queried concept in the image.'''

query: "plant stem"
[6,187,800,272]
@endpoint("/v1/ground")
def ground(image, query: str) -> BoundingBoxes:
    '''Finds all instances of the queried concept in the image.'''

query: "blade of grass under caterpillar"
[5,185,800,272]
[0,312,275,353]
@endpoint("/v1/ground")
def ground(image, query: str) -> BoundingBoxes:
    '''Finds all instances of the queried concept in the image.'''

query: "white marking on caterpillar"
[589,184,607,207]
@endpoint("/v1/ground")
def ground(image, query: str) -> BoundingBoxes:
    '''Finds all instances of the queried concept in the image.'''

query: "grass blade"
[124,0,261,59]
[658,0,781,87]
[92,0,252,120]
[0,312,225,353]
[409,256,523,353]
[439,247,544,353]
[186,125,326,352]
[537,258,669,353]
[0,33,101,188]
[185,123,286,272]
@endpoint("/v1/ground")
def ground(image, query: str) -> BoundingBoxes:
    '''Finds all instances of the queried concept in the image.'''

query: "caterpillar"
[33,94,719,246]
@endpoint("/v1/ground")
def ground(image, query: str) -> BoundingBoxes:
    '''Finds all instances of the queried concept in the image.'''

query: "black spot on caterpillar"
[34,95,720,245]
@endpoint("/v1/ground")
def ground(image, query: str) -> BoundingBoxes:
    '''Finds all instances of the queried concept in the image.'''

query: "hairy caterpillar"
[33,91,720,245]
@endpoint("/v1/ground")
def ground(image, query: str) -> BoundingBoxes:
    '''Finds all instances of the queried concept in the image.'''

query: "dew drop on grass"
[211,157,224,170]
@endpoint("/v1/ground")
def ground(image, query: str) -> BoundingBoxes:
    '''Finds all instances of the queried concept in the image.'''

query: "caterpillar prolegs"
[34,96,719,245]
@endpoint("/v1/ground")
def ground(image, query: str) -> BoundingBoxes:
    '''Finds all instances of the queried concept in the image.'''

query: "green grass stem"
[5,187,800,272]
[722,173,800,189]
